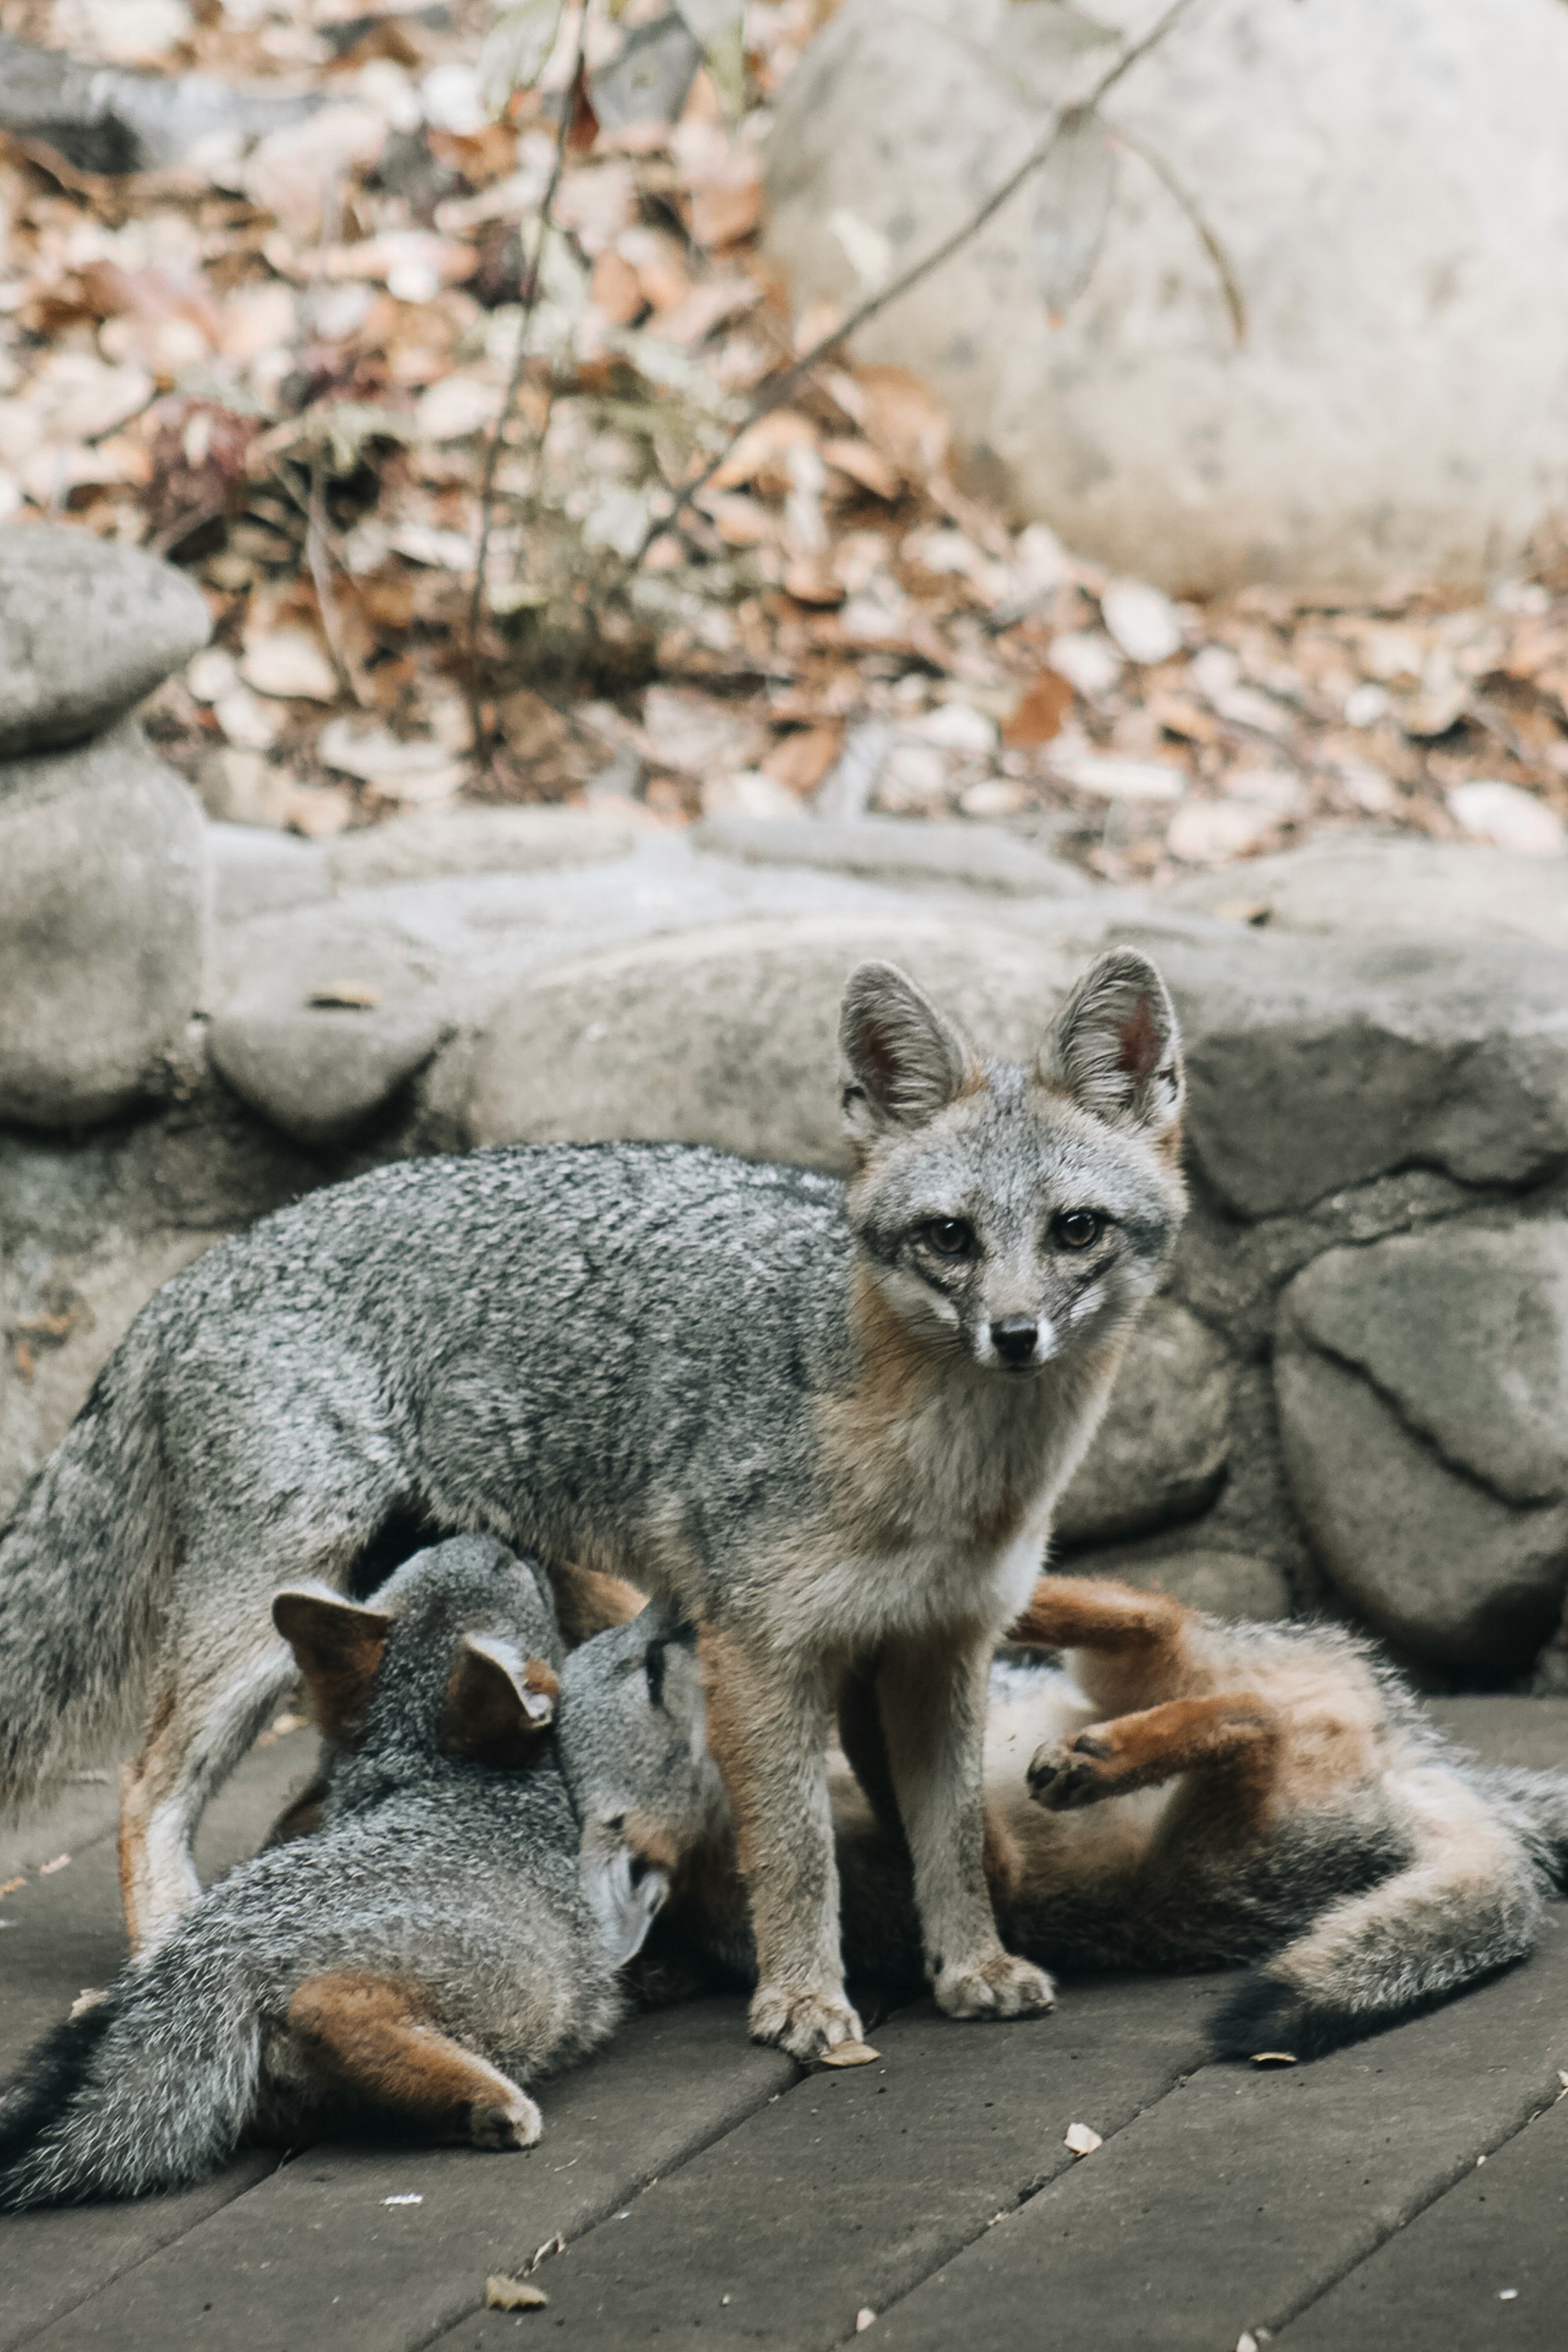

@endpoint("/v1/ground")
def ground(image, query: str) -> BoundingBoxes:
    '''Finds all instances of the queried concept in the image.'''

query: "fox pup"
[0,1537,712,2209]
[642,1576,1568,2059]
[0,949,1185,2059]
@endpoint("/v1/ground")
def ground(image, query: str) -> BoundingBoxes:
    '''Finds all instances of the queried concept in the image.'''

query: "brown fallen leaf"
[822,437,901,502]
[1250,2051,1299,2068]
[308,982,383,1011]
[763,724,844,794]
[485,2278,549,2311]
[38,1854,71,1876]
[818,2040,880,2068]
[0,1875,25,1898]
[1004,670,1074,748]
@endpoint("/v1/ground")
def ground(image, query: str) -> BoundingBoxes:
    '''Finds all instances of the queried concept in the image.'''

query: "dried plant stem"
[466,2,589,757]
[620,0,1206,577]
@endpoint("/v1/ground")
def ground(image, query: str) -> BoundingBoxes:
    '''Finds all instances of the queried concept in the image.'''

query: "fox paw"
[1027,1728,1117,1809]
[468,2090,543,2151]
[935,1951,1056,2020]
[750,1984,865,2061]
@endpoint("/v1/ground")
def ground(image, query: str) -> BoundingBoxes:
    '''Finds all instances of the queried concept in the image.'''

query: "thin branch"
[618,0,1207,576]
[466,0,589,756]
[1115,124,1246,346]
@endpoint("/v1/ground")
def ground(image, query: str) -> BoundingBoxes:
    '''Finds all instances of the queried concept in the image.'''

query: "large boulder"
[765,0,1568,595]
[1147,930,1568,1219]
[463,918,1087,1163]
[1163,836,1568,951]
[0,523,209,754]
[1275,1223,1568,1667]
[0,722,209,1129]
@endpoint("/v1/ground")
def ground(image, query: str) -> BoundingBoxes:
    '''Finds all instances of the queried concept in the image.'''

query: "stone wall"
[5,529,1568,1686]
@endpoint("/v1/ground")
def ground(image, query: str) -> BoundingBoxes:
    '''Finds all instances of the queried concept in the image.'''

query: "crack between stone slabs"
[1256,2078,1566,2345]
[2,2151,283,2352]
[399,2047,812,2351]
[1217,1160,1534,1240]
[811,2051,1212,2350]
[1292,1327,1568,1518]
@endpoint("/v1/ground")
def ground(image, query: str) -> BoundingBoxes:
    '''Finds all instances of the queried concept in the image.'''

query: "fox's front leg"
[878,1627,1055,2022]
[699,1628,863,2060]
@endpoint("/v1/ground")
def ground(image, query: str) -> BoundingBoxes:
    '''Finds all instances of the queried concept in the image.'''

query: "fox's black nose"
[991,1316,1039,1369]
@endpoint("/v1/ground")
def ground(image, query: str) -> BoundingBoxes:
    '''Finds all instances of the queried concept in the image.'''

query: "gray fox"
[636,1575,1568,2059]
[0,948,1186,2059]
[0,1534,713,2209]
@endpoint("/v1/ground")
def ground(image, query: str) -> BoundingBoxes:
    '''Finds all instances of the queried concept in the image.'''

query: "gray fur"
[0,950,1187,2049]
[0,1538,700,2209]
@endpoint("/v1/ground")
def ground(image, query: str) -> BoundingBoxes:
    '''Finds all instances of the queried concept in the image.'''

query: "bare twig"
[305,459,367,707]
[1114,124,1246,346]
[619,0,1206,577]
[466,0,589,757]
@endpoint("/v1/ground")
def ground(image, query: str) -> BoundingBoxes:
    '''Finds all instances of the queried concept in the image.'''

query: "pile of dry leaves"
[2,0,1566,878]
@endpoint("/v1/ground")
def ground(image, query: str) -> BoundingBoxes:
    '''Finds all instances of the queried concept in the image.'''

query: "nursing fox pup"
[0,1537,706,2209]
[651,1575,1568,2060]
[0,948,1185,2059]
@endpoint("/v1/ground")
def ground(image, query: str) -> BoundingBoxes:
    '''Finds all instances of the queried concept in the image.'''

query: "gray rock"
[465,917,1084,1164]
[1273,1337,1568,1669]
[209,823,331,927]
[1161,835,1568,949]
[0,524,210,756]
[1054,1301,1233,1548]
[208,922,451,1149]
[766,0,1568,596]
[694,815,1098,898]
[0,722,208,1130]
[327,805,637,893]
[0,1229,214,1522]
[1145,929,1568,1218]
[0,32,314,178]
[1276,1229,1568,1668]
[1281,1223,1568,1507]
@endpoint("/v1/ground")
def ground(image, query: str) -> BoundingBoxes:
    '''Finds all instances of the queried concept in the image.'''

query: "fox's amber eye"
[1055,1209,1103,1250]
[923,1217,975,1259]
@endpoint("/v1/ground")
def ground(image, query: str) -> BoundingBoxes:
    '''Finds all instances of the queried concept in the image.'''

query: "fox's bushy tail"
[1213,1769,1546,2060]
[0,1936,262,2209]
[0,1319,176,1817]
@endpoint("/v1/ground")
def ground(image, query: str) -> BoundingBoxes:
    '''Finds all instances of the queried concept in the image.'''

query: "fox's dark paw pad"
[468,2091,543,2150]
[1027,1730,1114,1809]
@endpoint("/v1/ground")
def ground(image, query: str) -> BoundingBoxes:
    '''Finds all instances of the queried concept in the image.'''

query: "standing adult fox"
[0,947,1187,2059]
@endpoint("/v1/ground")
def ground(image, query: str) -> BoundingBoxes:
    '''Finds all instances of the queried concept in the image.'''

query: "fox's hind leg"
[288,1972,541,2149]
[119,1617,298,1950]
[1009,1576,1200,1717]
[1028,1693,1278,1816]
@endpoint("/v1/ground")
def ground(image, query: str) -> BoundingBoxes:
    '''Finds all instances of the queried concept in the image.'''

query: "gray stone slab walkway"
[3,1700,1567,2351]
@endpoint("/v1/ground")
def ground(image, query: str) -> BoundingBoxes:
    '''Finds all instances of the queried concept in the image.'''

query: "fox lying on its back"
[0,1538,712,2209]
[641,1577,1568,2060]
[0,949,1187,2058]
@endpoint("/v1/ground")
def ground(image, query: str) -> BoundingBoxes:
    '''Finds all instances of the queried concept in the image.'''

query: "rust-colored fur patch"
[546,1561,648,1646]
[288,1969,515,2124]
[273,1594,392,1744]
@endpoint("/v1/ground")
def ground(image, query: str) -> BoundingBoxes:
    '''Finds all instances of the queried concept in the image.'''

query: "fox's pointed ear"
[839,961,975,1145]
[440,1633,558,1769]
[1040,949,1184,1140]
[273,1584,397,1742]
